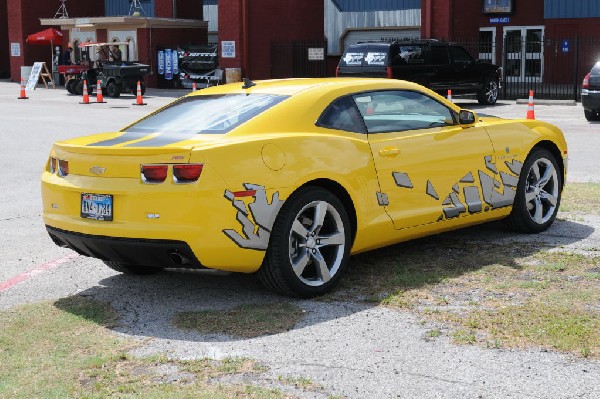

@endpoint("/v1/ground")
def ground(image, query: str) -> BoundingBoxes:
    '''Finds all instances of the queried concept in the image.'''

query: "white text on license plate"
[81,193,113,221]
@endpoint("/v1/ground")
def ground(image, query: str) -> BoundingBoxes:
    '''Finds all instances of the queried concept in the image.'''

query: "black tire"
[103,261,162,275]
[507,148,562,233]
[106,81,121,98]
[66,79,77,94]
[477,77,499,105]
[258,187,352,298]
[584,109,600,121]
[74,80,83,96]
[130,82,146,96]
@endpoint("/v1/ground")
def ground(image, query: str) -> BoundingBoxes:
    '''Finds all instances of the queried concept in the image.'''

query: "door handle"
[379,147,401,156]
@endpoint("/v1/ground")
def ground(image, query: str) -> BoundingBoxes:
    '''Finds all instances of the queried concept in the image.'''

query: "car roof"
[346,39,454,50]
[189,77,429,97]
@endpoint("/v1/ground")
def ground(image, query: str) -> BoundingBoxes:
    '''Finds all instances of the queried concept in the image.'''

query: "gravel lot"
[1,81,599,398]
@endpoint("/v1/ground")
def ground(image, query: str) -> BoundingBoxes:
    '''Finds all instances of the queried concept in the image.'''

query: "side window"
[449,46,473,64]
[398,45,424,64]
[352,91,456,133]
[317,96,365,133]
[430,46,450,65]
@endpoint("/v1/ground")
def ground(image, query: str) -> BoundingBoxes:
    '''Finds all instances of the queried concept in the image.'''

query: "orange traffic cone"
[95,80,106,103]
[17,78,28,99]
[132,81,147,106]
[526,90,535,119]
[192,82,197,91]
[447,89,453,103]
[80,80,90,104]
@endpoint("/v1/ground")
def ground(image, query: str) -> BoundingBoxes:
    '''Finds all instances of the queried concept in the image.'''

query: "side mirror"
[459,109,477,126]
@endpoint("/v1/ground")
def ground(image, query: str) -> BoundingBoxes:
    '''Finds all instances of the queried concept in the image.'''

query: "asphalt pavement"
[0,80,599,398]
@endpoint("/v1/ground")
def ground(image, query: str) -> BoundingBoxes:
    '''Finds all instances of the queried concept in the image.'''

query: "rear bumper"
[46,226,203,268]
[581,89,600,111]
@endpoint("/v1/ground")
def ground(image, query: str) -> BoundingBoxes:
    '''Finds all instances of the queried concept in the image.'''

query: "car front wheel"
[258,187,352,298]
[477,77,499,105]
[507,148,562,233]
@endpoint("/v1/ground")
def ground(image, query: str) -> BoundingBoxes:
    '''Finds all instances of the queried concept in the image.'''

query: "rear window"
[340,45,389,67]
[124,94,288,134]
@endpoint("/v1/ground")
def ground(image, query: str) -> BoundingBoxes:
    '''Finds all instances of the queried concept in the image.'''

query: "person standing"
[61,43,73,65]
[110,45,122,62]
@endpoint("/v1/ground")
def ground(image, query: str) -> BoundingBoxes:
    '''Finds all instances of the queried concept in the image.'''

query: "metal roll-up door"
[343,29,420,52]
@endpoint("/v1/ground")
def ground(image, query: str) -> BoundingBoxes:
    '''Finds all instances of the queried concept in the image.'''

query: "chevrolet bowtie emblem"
[90,166,106,175]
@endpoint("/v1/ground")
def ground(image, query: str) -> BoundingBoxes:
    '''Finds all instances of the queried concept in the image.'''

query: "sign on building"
[11,43,20,57]
[308,48,325,61]
[222,41,236,58]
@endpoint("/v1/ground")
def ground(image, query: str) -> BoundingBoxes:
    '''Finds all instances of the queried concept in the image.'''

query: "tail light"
[386,66,393,79]
[49,157,57,174]
[58,159,69,177]
[335,66,340,77]
[583,72,591,89]
[48,157,68,177]
[173,164,203,183]
[140,164,203,184]
[141,164,168,183]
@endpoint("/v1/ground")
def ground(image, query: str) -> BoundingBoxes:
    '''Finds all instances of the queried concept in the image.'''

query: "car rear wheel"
[258,187,352,298]
[477,77,499,105]
[507,148,562,233]
[106,81,121,98]
[103,261,162,275]
[66,79,77,94]
[584,109,600,121]
[74,80,83,95]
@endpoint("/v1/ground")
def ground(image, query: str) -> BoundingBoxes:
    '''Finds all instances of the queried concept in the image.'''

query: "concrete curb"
[515,98,578,106]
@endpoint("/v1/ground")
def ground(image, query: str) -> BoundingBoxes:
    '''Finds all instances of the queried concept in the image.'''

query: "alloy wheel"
[288,200,346,287]
[524,157,559,225]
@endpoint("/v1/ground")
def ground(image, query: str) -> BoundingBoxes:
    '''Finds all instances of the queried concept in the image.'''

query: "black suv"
[582,61,600,121]
[336,39,502,105]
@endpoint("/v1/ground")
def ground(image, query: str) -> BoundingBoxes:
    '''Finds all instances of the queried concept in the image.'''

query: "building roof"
[39,16,207,30]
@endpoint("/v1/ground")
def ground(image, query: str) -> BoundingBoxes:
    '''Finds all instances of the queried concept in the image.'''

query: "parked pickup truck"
[336,39,503,105]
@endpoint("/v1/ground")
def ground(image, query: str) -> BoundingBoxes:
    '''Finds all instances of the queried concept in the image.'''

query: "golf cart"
[63,42,150,98]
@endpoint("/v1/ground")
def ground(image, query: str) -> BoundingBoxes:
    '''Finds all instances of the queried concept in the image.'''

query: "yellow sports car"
[42,78,567,297]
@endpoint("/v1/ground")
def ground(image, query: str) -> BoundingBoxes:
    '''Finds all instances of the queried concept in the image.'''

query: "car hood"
[476,113,504,122]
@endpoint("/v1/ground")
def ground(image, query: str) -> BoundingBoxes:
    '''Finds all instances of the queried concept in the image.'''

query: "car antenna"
[242,78,256,89]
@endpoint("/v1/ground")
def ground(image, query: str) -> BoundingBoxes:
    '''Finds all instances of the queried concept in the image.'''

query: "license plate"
[81,193,113,221]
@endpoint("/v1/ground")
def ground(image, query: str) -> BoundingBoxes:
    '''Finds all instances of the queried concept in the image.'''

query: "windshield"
[124,94,288,134]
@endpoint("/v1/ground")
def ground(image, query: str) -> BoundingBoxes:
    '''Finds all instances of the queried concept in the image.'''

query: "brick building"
[2,0,207,87]
[1,0,599,95]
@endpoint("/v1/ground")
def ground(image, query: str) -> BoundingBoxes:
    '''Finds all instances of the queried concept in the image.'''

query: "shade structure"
[26,28,63,46]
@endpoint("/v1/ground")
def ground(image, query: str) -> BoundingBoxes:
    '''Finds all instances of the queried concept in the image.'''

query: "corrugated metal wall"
[325,0,421,55]
[544,0,600,19]
[331,0,420,12]
[203,3,218,34]
[105,0,155,17]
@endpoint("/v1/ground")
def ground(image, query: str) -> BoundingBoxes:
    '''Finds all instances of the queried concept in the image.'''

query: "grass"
[339,183,600,357]
[0,296,286,398]
[560,182,600,214]
[352,247,600,357]
[277,375,321,390]
[172,302,305,338]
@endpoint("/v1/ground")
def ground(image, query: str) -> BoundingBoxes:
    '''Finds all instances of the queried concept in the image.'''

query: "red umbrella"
[26,28,63,46]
